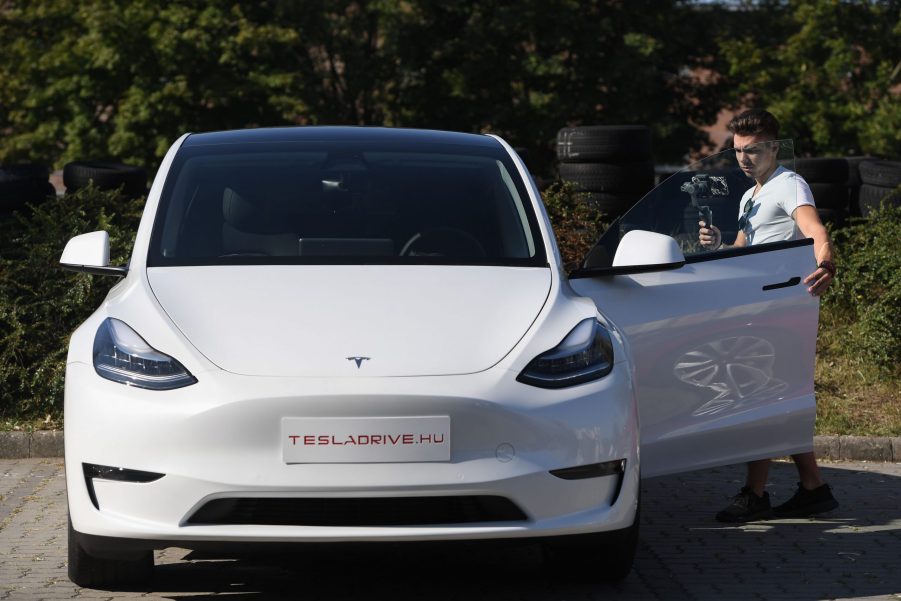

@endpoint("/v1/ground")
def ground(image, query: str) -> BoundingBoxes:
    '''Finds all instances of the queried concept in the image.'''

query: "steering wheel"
[400,227,487,258]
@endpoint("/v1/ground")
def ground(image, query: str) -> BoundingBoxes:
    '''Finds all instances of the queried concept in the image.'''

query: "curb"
[0,432,899,462]
[0,430,64,459]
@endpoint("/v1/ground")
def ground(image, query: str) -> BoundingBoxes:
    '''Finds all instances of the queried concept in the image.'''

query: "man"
[699,108,839,522]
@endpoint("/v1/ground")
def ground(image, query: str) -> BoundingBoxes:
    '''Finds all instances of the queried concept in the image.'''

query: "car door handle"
[762,276,801,291]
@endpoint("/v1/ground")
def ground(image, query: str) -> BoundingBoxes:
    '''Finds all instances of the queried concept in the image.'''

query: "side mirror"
[612,230,685,269]
[60,231,128,277]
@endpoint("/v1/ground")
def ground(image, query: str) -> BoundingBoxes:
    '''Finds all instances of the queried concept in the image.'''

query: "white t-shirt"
[739,166,815,245]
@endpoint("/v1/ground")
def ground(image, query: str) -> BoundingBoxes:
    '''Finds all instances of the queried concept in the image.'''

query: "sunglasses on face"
[738,198,754,231]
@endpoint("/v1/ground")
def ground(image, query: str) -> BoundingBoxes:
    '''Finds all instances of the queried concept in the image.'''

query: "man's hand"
[804,264,833,296]
[793,205,835,297]
[698,221,721,249]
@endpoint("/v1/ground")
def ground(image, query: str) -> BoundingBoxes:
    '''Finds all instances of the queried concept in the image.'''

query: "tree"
[0,0,731,172]
[715,0,901,157]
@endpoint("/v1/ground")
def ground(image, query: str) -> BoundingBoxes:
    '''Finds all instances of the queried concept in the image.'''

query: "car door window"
[583,140,796,270]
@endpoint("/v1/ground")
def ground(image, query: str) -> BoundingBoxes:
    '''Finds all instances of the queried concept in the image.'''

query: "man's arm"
[793,204,834,296]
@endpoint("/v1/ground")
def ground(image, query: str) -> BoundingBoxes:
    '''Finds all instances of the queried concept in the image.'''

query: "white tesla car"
[61,129,817,587]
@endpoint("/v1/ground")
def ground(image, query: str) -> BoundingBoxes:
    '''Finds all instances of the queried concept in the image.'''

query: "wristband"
[817,260,836,277]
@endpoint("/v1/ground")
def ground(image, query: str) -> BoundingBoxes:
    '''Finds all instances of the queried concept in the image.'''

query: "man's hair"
[727,109,780,140]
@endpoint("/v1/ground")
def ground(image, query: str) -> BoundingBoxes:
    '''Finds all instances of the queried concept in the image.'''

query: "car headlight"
[93,318,197,390]
[517,318,614,388]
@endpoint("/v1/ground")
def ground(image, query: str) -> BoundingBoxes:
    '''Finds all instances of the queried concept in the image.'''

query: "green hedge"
[0,186,898,425]
[0,187,144,422]
[823,202,901,372]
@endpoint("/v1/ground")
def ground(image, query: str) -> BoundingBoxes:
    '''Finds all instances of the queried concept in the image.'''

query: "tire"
[858,160,901,188]
[542,499,640,583]
[858,184,901,217]
[845,156,875,188]
[793,158,848,184]
[558,161,655,193]
[68,518,153,588]
[848,185,861,217]
[63,161,147,196]
[808,182,848,211]
[557,126,651,162]
[583,191,641,216]
[816,207,846,228]
[0,163,54,212]
[0,163,50,181]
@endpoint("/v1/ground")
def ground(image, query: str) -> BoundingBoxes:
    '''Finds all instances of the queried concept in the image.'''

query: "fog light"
[82,463,165,509]
[549,459,625,480]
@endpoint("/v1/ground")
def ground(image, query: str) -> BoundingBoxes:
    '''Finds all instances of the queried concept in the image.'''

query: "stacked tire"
[63,161,147,198]
[857,160,901,217]
[557,126,654,218]
[0,164,56,213]
[793,158,850,227]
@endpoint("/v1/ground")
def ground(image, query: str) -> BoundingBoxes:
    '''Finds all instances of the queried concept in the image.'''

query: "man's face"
[733,134,779,181]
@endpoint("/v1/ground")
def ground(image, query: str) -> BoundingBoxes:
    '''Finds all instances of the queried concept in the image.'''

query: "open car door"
[569,141,820,478]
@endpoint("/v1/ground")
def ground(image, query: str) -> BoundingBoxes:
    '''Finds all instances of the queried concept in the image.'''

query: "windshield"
[148,140,546,267]
[584,140,795,268]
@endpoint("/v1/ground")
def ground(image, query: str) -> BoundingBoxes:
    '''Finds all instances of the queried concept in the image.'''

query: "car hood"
[147,265,551,377]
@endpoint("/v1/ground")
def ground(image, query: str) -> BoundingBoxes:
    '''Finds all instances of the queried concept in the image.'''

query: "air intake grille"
[187,496,527,527]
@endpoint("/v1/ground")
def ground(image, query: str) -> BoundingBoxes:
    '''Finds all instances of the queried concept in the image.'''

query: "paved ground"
[0,459,899,600]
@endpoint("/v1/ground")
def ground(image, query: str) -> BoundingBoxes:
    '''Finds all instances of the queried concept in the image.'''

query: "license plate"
[281,416,451,463]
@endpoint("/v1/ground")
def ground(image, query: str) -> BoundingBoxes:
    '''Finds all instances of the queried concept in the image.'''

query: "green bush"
[823,201,901,372]
[0,187,145,423]
[541,181,611,272]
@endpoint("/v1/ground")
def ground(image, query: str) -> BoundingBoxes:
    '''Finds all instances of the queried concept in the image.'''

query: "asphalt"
[2,430,900,461]
[1,458,899,600]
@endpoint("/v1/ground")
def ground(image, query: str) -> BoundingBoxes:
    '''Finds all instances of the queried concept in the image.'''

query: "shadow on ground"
[88,462,901,600]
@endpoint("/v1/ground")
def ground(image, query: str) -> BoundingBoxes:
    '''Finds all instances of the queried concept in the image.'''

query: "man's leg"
[746,458,770,496]
[792,451,825,490]
[772,452,838,517]
[715,459,772,522]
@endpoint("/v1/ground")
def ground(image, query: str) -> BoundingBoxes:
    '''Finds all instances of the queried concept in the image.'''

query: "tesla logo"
[347,356,370,368]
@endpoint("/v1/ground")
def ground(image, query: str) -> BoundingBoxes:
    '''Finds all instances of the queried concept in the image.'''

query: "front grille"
[187,496,528,527]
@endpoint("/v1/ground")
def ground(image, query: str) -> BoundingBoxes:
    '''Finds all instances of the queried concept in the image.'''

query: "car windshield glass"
[584,139,795,268]
[148,139,545,267]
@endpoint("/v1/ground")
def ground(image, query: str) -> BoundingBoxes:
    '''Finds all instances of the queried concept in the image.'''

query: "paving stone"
[1,459,900,599]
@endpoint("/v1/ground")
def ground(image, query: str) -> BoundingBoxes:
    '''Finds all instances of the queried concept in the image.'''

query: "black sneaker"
[715,486,772,523]
[773,482,838,518]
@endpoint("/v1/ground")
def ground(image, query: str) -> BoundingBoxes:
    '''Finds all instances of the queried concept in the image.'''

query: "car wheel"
[541,497,640,583]
[68,517,153,588]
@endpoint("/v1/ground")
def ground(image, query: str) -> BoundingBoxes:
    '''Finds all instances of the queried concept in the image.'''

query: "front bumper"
[65,360,639,548]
